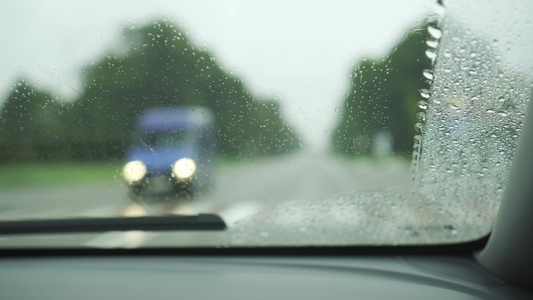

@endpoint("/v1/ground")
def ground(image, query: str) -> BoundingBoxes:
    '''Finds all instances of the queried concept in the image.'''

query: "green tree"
[0,20,301,161]
[332,21,433,157]
[0,80,68,160]
[73,20,300,158]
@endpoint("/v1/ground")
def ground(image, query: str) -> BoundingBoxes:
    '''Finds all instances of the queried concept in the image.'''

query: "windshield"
[0,0,532,248]
[144,130,193,148]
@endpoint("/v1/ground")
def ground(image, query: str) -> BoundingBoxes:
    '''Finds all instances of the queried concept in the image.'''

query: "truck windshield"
[144,129,193,148]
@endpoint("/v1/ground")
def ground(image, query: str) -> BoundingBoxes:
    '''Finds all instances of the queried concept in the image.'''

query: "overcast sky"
[0,0,434,150]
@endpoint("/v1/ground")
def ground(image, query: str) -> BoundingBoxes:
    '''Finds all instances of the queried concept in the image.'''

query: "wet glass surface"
[0,0,532,247]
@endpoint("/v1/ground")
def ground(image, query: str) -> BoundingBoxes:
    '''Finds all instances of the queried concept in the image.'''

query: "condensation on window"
[413,0,533,241]
[229,0,533,246]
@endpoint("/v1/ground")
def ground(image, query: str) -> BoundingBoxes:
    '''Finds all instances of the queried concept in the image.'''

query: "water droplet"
[419,89,430,99]
[423,69,434,80]
[427,26,442,40]
[426,39,438,48]
[417,112,426,122]
[418,100,428,110]
[414,122,424,133]
[425,49,437,60]
[497,112,508,117]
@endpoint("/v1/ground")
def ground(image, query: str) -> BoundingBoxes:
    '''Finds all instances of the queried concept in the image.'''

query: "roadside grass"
[0,156,241,188]
[0,161,122,187]
[0,154,411,188]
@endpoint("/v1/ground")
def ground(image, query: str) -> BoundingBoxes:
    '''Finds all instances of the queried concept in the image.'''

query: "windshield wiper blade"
[0,214,226,235]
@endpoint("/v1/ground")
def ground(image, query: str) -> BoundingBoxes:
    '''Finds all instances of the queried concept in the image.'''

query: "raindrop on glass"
[427,26,443,40]
[418,100,428,110]
[419,88,430,99]
[423,69,434,80]
[425,49,437,61]
[426,39,438,49]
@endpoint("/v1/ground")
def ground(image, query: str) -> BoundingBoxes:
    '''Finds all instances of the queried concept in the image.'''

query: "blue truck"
[122,106,217,199]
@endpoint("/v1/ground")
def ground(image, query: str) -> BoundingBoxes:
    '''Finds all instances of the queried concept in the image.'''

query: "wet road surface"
[0,153,433,248]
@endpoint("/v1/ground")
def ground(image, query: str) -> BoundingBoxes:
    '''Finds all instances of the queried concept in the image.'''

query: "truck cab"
[122,106,216,199]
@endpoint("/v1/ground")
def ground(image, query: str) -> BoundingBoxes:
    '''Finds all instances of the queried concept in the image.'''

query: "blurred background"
[0,1,438,232]
[0,0,434,158]
[1,0,531,249]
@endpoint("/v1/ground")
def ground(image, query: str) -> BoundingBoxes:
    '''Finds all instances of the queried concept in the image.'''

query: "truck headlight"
[172,158,196,179]
[122,160,147,183]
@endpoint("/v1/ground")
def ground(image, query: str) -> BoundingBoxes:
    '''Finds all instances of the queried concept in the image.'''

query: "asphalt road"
[0,152,464,248]
[0,152,412,220]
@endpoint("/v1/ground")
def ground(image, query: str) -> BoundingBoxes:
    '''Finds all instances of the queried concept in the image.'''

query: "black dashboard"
[1,253,531,299]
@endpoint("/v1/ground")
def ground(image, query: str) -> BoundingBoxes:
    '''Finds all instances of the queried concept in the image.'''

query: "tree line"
[331,20,434,157]
[4,18,512,162]
[0,21,301,162]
